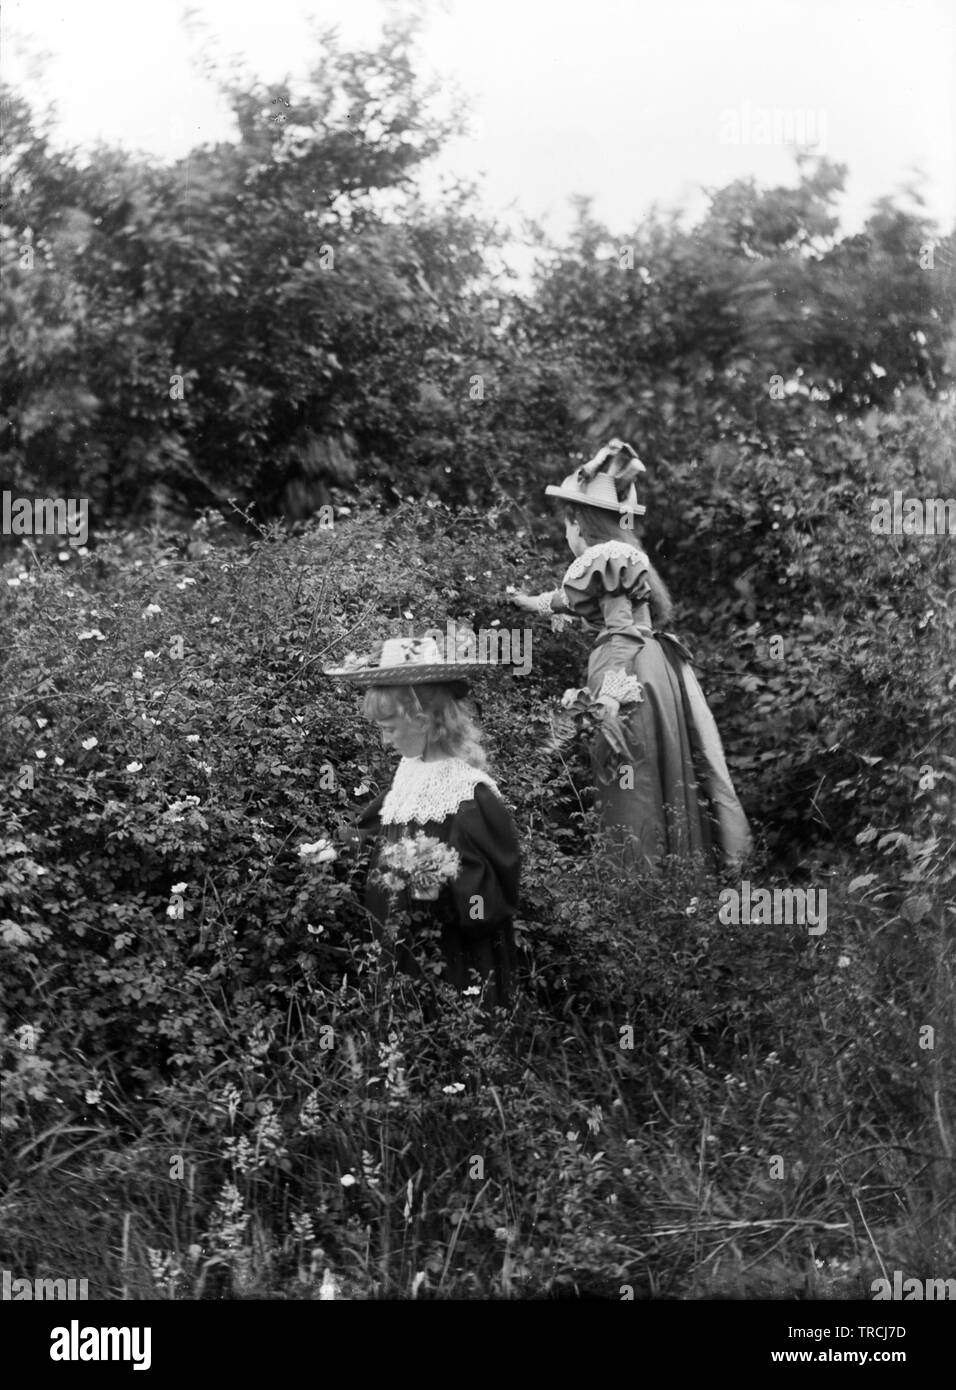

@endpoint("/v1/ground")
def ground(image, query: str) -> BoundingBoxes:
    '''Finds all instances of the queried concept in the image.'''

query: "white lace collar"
[562,540,647,585]
[380,756,500,826]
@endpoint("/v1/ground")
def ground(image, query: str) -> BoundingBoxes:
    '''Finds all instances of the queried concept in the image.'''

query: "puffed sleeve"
[561,542,652,620]
[446,783,521,939]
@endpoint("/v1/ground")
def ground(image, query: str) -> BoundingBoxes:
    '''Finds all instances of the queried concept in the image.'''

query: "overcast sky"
[4,0,955,251]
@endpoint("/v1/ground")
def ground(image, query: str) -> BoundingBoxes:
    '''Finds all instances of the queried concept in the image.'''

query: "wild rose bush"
[0,400,953,1296]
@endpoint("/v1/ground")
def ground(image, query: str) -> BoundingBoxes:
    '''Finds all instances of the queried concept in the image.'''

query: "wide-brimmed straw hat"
[324,634,505,688]
[545,438,647,515]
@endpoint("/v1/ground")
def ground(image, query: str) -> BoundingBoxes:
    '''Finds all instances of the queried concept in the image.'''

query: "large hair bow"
[576,438,646,499]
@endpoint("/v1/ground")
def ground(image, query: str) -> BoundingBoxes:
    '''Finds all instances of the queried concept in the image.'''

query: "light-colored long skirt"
[587,627,752,871]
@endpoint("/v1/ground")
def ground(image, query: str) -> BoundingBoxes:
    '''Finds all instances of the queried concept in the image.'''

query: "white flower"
[35,717,48,728]
[143,604,162,617]
[58,550,70,562]
[340,1173,357,1187]
[462,986,481,997]
[442,1083,466,1095]
[376,834,461,895]
[6,577,21,588]
[35,749,46,759]
[54,756,64,767]
[77,628,105,641]
[171,882,188,894]
[76,546,89,556]
[81,737,98,750]
[126,761,143,773]
[837,955,851,968]
[185,734,200,743]
[132,668,144,681]
[143,650,159,660]
[298,839,337,865]
[210,616,221,625]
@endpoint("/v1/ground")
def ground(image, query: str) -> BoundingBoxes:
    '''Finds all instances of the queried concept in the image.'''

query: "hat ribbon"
[576,438,646,489]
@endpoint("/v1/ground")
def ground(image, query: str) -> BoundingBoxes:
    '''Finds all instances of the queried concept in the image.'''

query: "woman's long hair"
[564,502,674,626]
[362,683,490,771]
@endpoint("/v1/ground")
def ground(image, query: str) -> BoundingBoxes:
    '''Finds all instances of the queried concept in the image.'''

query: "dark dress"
[356,756,520,1009]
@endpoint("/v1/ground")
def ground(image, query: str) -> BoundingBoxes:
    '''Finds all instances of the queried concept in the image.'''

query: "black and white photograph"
[1,0,954,1362]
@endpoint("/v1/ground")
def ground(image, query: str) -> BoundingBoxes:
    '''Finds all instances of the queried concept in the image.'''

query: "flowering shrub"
[0,427,953,1297]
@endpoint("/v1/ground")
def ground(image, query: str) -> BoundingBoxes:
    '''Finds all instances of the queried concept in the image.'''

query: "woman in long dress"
[325,636,520,1008]
[511,440,752,873]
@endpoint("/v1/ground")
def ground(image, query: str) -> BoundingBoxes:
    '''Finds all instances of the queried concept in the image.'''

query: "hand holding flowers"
[372,833,462,901]
[592,669,645,719]
[546,671,645,763]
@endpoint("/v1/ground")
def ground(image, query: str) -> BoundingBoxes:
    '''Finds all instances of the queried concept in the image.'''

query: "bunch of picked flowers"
[546,671,645,756]
[372,833,462,901]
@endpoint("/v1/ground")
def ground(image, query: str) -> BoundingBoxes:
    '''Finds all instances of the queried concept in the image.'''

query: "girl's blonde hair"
[564,503,674,626]
[362,683,489,771]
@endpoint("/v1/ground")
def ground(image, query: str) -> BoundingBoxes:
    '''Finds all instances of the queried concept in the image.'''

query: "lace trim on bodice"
[380,756,500,826]
[562,540,648,586]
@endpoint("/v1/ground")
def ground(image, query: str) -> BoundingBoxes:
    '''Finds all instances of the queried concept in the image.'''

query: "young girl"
[511,440,752,872]
[325,636,520,1008]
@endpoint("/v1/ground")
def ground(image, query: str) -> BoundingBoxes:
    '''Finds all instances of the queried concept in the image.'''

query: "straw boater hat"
[545,438,647,515]
[324,634,499,688]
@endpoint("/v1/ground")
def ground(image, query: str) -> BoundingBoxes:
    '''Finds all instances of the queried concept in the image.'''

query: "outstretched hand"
[507,591,539,613]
